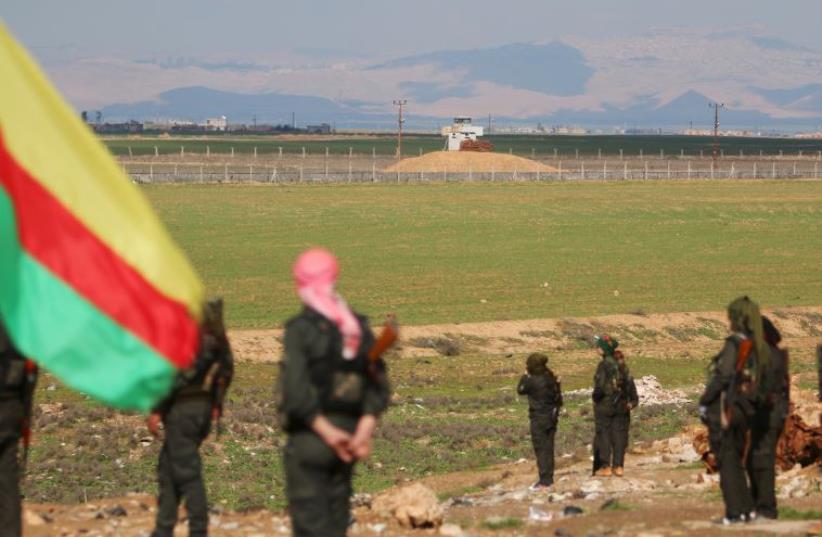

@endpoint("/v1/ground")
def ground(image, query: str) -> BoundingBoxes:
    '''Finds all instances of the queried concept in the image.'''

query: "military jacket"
[279,307,390,432]
[517,369,563,417]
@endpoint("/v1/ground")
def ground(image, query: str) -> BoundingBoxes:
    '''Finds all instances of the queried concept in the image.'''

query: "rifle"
[721,338,752,430]
[368,314,399,379]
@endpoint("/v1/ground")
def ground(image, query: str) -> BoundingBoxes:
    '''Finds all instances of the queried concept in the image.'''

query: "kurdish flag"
[0,23,204,411]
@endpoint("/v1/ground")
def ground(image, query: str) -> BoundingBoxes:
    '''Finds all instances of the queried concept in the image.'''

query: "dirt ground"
[383,151,557,173]
[22,307,822,536]
[228,306,822,364]
[23,431,822,536]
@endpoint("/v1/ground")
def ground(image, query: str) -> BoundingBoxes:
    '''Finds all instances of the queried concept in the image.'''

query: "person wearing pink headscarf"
[279,248,390,537]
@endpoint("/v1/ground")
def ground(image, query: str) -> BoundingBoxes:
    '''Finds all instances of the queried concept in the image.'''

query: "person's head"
[727,295,761,335]
[761,315,782,346]
[293,247,339,290]
[202,297,225,336]
[526,353,549,375]
[726,295,770,379]
[614,349,625,364]
[595,335,619,357]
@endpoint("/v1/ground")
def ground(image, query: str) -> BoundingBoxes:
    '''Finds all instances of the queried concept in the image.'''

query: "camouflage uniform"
[746,318,789,519]
[517,354,563,486]
[613,356,639,469]
[0,322,36,537]
[152,303,234,537]
[280,308,390,537]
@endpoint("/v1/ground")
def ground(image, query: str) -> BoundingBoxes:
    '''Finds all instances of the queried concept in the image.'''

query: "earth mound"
[384,151,556,173]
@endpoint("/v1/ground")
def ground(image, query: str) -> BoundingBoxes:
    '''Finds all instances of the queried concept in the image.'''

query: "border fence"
[121,156,822,183]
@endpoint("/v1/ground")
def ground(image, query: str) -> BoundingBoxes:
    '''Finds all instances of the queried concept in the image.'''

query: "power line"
[393,99,407,160]
[709,102,724,160]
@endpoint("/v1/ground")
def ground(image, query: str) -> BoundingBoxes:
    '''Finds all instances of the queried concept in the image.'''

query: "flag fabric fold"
[0,22,204,411]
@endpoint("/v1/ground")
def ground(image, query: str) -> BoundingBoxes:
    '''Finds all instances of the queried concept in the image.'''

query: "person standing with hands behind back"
[517,353,563,490]
[279,248,391,537]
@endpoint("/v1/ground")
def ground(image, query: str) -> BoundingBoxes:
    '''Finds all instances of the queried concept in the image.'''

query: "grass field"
[105,134,822,157]
[144,180,822,328]
[25,351,705,510]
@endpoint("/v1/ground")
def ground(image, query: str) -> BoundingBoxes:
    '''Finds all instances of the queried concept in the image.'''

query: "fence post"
[348,160,352,183]
[128,146,133,158]
[491,166,495,182]
[302,147,306,159]
[469,163,473,182]
[753,162,757,179]
[739,149,743,157]
[623,161,627,180]
[250,165,253,181]
[640,149,643,160]
[206,145,210,157]
[710,161,714,179]
[598,148,602,160]
[154,146,159,157]
[687,161,691,179]
[181,146,185,157]
[603,160,607,180]
[729,163,734,179]
[300,165,304,183]
[254,147,257,158]
[531,148,535,158]
[680,149,684,158]
[200,165,204,182]
[700,149,704,158]
[372,161,375,182]
[231,147,234,158]
[667,161,670,180]
[372,147,376,159]
[619,149,623,160]
[558,161,562,181]
[224,163,228,182]
[174,164,178,177]
[419,148,423,156]
[815,161,818,179]
[772,162,776,179]
[279,147,283,159]
[581,161,585,180]
[644,160,648,180]
[149,163,153,181]
[793,162,797,177]
[553,148,558,159]
[660,149,664,159]
[575,149,579,160]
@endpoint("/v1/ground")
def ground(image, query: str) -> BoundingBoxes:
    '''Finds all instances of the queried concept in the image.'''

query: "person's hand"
[350,415,378,460]
[311,415,354,463]
[147,412,162,438]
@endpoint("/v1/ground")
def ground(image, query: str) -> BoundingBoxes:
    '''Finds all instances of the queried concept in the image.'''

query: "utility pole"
[393,99,407,160]
[488,113,492,134]
[709,102,724,160]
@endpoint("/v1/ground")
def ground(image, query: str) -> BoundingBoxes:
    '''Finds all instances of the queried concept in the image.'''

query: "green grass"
[25,352,706,510]
[483,516,523,529]
[143,180,822,328]
[103,134,822,157]
[778,506,822,520]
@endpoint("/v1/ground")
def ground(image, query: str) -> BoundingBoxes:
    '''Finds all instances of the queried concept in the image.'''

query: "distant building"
[92,120,144,134]
[203,116,228,131]
[441,117,484,151]
[305,123,332,134]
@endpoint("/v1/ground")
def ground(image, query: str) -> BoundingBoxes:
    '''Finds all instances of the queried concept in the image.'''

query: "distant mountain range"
[74,30,822,131]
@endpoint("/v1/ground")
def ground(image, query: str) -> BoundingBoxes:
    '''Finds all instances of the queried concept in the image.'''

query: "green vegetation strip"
[144,181,822,328]
[103,134,822,156]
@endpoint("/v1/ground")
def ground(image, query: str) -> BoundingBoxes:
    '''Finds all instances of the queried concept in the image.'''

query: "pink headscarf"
[293,248,362,360]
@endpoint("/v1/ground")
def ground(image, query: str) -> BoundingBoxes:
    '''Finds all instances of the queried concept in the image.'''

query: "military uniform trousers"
[529,413,557,485]
[0,399,23,537]
[594,409,627,470]
[718,407,754,519]
[746,406,785,519]
[285,429,355,537]
[155,397,212,537]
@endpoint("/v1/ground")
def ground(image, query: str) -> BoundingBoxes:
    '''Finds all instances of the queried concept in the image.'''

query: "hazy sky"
[3,0,821,62]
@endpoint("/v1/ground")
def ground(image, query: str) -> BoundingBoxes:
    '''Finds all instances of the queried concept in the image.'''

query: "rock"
[105,505,127,517]
[351,493,373,509]
[548,492,572,503]
[368,522,387,534]
[528,506,554,522]
[439,523,464,536]
[562,505,584,517]
[372,483,444,528]
[24,510,48,526]
[555,529,574,537]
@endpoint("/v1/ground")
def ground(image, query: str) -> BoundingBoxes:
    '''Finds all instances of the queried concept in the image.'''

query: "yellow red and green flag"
[0,22,204,411]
